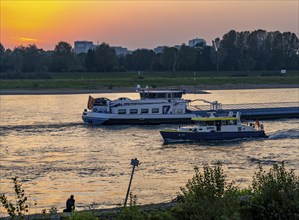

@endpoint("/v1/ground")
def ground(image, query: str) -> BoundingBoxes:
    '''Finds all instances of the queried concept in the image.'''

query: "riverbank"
[1,202,176,220]
[1,84,298,95]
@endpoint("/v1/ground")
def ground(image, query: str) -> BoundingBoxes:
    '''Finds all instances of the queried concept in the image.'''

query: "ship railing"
[190,99,222,111]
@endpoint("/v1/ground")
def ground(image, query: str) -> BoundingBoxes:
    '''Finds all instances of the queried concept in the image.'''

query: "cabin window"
[118,109,126,114]
[152,108,159,113]
[157,93,165,98]
[229,120,237,125]
[206,121,215,126]
[149,93,156,99]
[174,93,182,98]
[141,109,149,114]
[167,94,172,99]
[130,109,138,114]
[177,109,183,114]
[222,120,229,125]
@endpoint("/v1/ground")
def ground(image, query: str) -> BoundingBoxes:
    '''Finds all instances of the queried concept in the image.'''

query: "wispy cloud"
[12,37,39,42]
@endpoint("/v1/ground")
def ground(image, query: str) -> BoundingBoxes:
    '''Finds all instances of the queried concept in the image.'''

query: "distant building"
[74,41,94,54]
[111,46,132,56]
[174,45,181,50]
[154,46,165,54]
[188,38,206,48]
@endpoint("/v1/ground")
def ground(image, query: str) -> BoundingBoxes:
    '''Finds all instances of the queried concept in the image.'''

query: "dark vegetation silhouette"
[0,29,298,79]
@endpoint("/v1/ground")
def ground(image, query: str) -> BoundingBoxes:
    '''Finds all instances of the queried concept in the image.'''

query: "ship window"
[141,109,149,114]
[130,109,138,114]
[229,120,237,125]
[174,93,182,98]
[222,120,229,125]
[149,93,156,99]
[118,109,126,114]
[167,94,172,99]
[152,108,159,113]
[206,121,215,126]
[140,93,149,99]
[157,93,165,98]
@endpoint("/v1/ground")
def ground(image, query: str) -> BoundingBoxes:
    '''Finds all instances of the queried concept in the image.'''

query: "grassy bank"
[1,71,298,90]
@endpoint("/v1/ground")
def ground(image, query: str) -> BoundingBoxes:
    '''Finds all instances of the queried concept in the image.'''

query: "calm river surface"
[0,88,298,215]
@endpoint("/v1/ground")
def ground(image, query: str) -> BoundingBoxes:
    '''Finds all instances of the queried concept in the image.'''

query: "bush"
[178,163,240,220]
[244,163,299,219]
[0,176,29,219]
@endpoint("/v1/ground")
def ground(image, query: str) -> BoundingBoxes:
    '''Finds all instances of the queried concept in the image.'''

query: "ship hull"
[82,114,196,125]
[160,130,266,143]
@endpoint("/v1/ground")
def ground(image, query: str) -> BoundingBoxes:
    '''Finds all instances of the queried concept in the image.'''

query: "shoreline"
[0,201,176,219]
[0,84,298,95]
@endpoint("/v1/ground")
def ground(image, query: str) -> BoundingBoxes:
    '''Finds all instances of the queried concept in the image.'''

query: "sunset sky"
[1,0,298,50]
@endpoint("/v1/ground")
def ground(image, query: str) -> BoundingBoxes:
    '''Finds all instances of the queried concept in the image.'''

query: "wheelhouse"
[139,90,184,99]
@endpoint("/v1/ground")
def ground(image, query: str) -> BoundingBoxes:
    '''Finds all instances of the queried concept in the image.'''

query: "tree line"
[0,29,298,79]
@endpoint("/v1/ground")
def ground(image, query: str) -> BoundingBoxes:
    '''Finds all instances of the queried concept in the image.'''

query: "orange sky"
[1,1,298,50]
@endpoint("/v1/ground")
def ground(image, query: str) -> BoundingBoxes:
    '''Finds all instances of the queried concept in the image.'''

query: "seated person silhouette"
[63,195,75,212]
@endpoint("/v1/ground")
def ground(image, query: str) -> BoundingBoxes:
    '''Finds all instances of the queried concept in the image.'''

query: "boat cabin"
[191,116,241,132]
[139,90,185,100]
[86,89,189,116]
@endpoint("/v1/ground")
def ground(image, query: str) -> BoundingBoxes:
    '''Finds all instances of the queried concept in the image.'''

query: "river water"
[0,88,298,215]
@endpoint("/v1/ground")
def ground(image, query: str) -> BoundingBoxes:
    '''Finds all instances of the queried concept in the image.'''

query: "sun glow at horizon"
[1,1,68,48]
[1,1,298,50]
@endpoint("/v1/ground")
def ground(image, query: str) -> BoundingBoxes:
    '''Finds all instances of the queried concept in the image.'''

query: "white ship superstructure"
[82,87,197,125]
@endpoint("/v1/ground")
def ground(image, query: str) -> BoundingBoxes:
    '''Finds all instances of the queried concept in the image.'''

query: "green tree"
[247,29,269,70]
[94,43,117,72]
[221,30,240,71]
[85,49,96,72]
[210,38,227,71]
[51,41,74,72]
[12,46,25,73]
[22,44,45,72]
[0,43,7,72]
[178,44,196,71]
[160,47,178,74]
[131,49,155,72]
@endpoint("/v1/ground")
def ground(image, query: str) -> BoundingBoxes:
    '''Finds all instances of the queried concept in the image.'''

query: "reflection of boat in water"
[160,112,267,143]
[82,86,198,125]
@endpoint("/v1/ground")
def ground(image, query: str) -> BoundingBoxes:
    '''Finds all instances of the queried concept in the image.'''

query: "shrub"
[246,163,299,219]
[0,176,29,219]
[178,163,240,220]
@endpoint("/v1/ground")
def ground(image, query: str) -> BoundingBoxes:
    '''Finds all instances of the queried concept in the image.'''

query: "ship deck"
[188,102,299,119]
